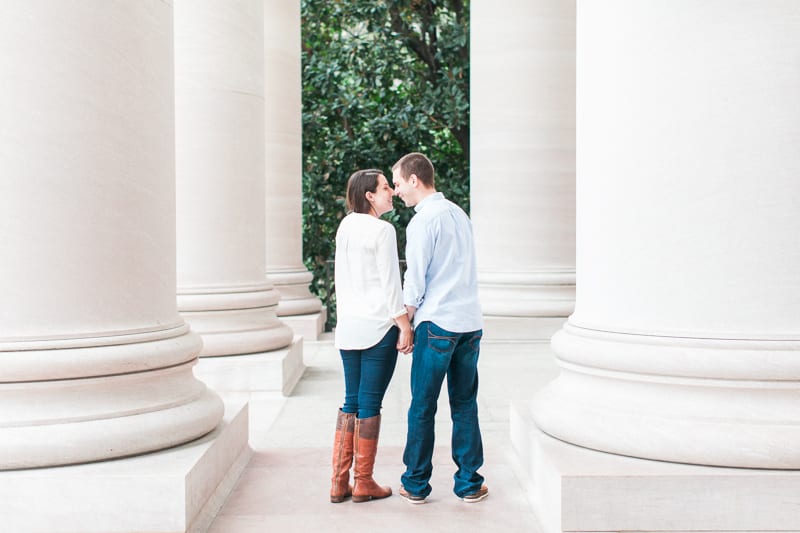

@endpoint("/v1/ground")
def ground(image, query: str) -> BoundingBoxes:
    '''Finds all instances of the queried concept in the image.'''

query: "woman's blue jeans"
[339,326,399,419]
[401,321,484,498]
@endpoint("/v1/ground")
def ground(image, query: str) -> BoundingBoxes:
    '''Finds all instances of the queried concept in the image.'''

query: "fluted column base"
[0,401,250,533]
[478,270,575,317]
[267,268,326,340]
[0,325,223,469]
[478,270,574,340]
[481,317,565,342]
[178,282,294,357]
[512,402,800,533]
[268,269,323,316]
[533,322,800,469]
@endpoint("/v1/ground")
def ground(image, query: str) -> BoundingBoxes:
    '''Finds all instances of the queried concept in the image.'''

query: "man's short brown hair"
[392,152,435,188]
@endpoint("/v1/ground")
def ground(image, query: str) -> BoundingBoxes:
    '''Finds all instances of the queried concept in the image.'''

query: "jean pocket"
[427,331,456,354]
[469,332,482,354]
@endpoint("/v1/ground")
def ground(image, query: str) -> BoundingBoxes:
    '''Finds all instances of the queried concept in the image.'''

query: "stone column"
[471,0,576,340]
[0,1,222,469]
[533,0,800,469]
[175,1,296,366]
[264,0,325,340]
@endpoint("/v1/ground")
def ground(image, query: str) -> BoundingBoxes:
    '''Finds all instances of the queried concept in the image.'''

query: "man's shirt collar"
[414,191,445,212]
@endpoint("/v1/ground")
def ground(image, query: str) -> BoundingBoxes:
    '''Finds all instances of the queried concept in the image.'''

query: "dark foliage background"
[301,0,470,329]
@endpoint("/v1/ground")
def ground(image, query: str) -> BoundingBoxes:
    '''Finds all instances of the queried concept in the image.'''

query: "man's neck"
[412,188,439,211]
[416,188,437,203]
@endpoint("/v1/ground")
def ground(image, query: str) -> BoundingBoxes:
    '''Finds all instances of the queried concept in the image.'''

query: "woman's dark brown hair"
[345,168,384,214]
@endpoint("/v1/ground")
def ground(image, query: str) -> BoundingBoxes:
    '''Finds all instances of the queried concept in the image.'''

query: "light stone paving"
[209,335,558,532]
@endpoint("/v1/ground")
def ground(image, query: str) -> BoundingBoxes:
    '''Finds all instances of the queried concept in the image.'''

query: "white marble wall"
[471,0,576,338]
[0,1,222,469]
[264,0,325,338]
[533,0,800,469]
[174,0,294,357]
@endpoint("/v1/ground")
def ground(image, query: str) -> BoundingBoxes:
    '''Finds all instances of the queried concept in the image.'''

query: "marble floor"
[207,334,560,533]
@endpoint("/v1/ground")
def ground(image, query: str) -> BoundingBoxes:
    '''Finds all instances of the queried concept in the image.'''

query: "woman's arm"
[375,223,412,352]
[394,310,413,354]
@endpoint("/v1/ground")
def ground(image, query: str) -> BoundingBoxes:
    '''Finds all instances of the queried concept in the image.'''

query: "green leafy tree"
[301,0,470,329]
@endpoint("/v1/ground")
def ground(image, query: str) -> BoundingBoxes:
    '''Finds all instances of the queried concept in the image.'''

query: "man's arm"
[403,220,433,316]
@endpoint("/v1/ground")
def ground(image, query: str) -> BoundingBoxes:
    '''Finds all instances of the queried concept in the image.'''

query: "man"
[391,152,488,504]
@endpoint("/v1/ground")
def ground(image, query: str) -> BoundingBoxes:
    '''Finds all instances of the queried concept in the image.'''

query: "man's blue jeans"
[340,326,399,419]
[401,321,484,498]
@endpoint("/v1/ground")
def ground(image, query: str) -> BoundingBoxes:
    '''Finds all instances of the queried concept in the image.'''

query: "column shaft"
[471,0,576,334]
[533,0,800,468]
[0,1,222,469]
[264,0,325,330]
[175,0,294,356]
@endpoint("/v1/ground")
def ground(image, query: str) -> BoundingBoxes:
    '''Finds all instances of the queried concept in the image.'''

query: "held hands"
[396,326,414,354]
[394,308,414,354]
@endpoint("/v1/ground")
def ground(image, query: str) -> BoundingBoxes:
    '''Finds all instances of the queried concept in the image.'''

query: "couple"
[330,152,487,505]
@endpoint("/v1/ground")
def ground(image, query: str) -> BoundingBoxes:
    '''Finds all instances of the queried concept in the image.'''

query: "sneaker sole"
[461,492,489,503]
[399,490,427,505]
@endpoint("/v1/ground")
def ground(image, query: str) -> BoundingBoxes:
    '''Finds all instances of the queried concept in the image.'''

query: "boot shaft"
[352,414,392,502]
[331,409,356,503]
[354,414,381,478]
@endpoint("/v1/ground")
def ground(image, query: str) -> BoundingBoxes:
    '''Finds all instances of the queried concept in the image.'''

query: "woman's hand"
[397,326,414,354]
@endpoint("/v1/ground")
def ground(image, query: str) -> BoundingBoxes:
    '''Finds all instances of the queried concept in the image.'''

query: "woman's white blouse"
[334,213,407,350]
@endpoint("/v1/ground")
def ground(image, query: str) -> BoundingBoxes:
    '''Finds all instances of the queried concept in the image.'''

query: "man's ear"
[410,174,418,187]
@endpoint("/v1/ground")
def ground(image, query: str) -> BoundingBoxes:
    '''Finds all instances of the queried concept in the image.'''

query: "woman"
[330,169,413,503]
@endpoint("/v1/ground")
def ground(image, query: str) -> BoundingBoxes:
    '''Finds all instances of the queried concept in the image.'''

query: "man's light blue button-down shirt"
[403,192,483,333]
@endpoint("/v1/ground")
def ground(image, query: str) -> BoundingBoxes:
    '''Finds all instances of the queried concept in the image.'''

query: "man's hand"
[397,326,414,354]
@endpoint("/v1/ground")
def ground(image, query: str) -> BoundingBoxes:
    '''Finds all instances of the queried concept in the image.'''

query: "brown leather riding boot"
[330,409,356,503]
[352,415,392,502]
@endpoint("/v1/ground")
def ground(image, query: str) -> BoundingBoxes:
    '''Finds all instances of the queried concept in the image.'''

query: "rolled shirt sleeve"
[403,217,434,309]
